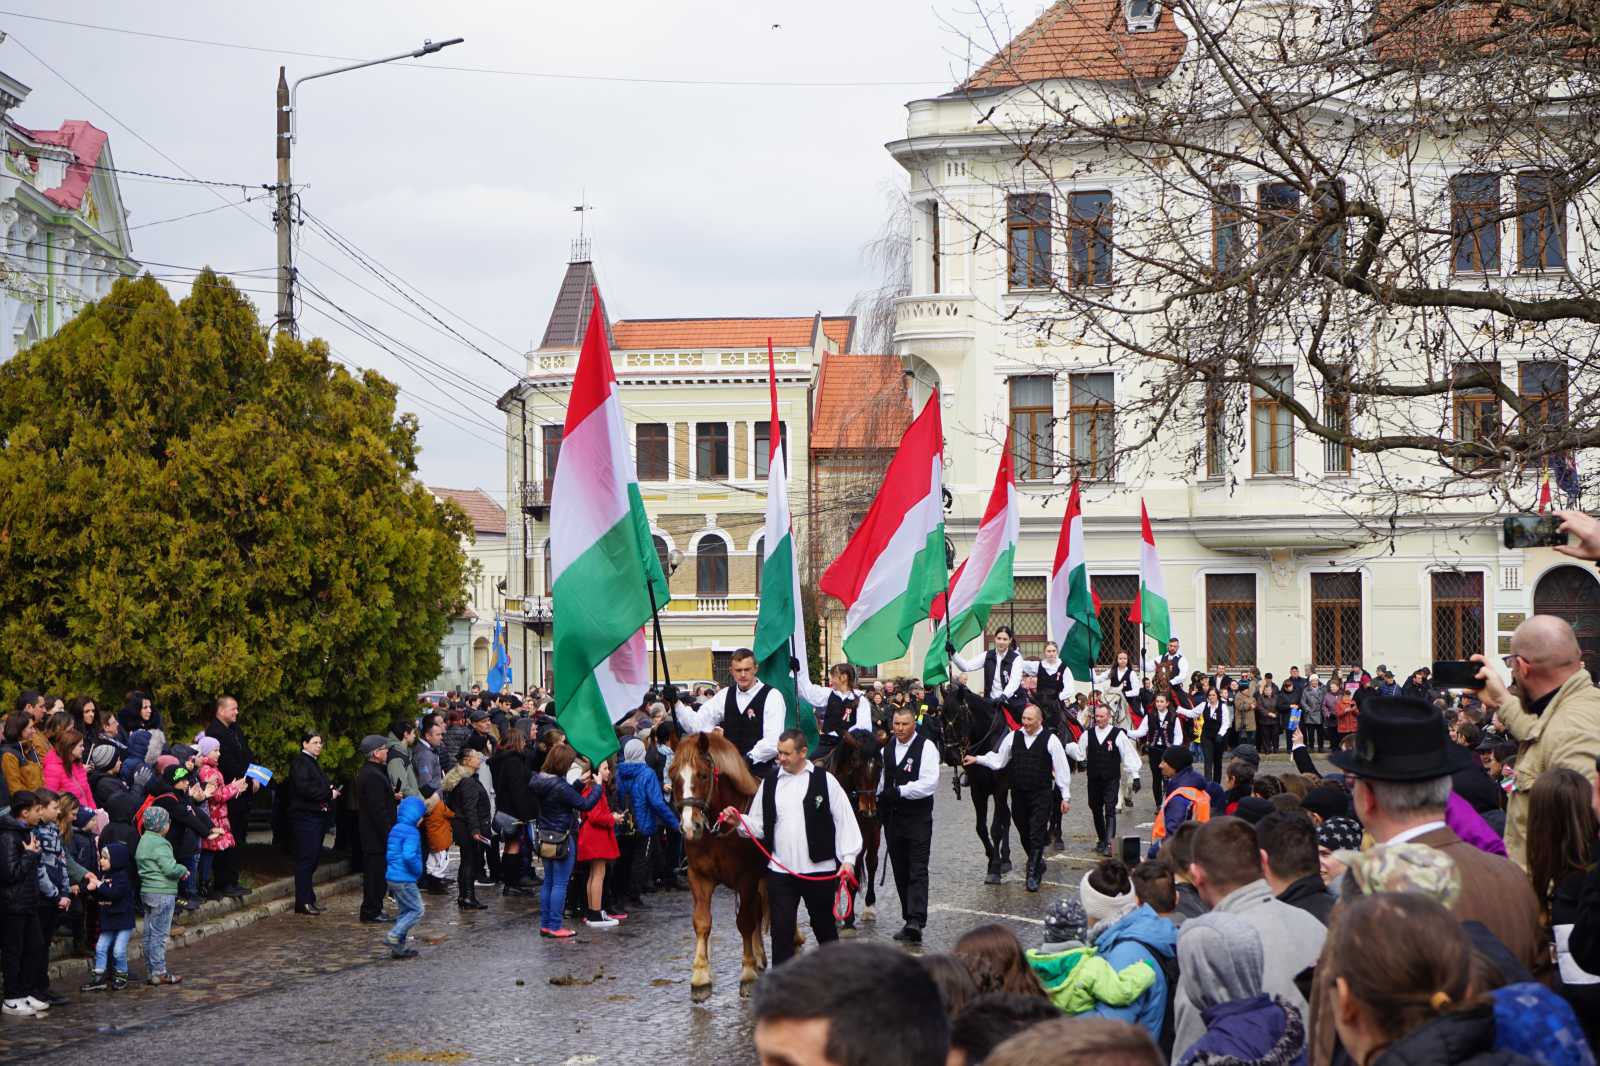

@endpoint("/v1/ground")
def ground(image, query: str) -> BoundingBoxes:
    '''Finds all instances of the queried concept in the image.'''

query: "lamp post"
[527,596,553,692]
[275,37,464,337]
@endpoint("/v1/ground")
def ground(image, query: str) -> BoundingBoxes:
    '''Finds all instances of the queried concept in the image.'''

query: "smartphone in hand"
[1432,660,1484,690]
[1504,514,1567,549]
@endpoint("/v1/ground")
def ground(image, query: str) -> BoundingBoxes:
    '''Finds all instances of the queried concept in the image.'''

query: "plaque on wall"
[1499,612,1526,631]
[1498,635,1513,655]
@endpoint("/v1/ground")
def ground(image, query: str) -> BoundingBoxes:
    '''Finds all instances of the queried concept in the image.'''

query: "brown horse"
[669,732,768,1001]
[816,728,882,927]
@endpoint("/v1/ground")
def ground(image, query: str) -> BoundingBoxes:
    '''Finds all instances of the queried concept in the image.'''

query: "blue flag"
[486,619,512,693]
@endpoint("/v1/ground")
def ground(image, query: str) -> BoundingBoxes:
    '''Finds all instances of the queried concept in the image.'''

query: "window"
[1311,572,1362,672]
[1069,372,1115,479]
[1068,191,1114,288]
[1010,375,1055,480]
[1251,366,1294,475]
[1432,572,1485,661]
[636,423,670,481]
[541,425,563,494]
[1517,172,1566,271]
[1125,0,1160,31]
[1451,174,1500,274]
[1205,574,1257,668]
[1323,384,1352,474]
[754,421,787,480]
[695,422,729,480]
[696,537,728,598]
[1312,179,1347,270]
[652,535,671,581]
[1204,385,1228,479]
[1007,192,1052,290]
[927,200,941,294]
[1213,184,1244,273]
[1092,574,1140,668]
[1453,363,1501,468]
[1519,361,1568,434]
[986,577,1048,658]
[1258,182,1301,269]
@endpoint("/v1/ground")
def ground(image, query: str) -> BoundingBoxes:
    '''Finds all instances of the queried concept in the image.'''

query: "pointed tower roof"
[538,246,612,351]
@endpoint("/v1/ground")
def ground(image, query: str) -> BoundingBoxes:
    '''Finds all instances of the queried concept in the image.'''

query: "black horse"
[937,682,1013,884]
[815,728,883,927]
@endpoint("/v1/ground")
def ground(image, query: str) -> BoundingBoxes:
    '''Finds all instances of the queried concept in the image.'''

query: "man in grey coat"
[385,718,421,799]
[1173,816,1326,1061]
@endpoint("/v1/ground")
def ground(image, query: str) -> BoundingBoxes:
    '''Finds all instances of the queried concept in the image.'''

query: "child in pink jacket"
[195,737,246,898]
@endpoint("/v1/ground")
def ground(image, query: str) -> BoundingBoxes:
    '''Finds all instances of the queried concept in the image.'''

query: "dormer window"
[1125,0,1160,32]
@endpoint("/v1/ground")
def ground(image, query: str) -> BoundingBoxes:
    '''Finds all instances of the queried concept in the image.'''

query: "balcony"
[518,479,550,519]
[696,597,729,612]
[892,293,976,342]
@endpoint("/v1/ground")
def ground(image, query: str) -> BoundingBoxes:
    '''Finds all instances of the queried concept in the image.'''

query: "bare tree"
[848,182,913,354]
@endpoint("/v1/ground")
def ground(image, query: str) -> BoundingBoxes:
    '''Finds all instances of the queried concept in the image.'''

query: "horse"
[816,727,883,928]
[669,732,768,1001]
[937,681,1013,883]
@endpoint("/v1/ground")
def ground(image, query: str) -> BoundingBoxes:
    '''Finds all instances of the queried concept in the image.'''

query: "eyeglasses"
[1502,654,1523,669]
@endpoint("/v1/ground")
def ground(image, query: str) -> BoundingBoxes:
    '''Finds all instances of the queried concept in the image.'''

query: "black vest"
[983,649,1019,700]
[1036,661,1067,702]
[722,684,771,759]
[819,692,858,737]
[1202,700,1225,739]
[1009,729,1053,792]
[1085,726,1127,779]
[1108,665,1137,695]
[884,734,934,820]
[760,767,838,865]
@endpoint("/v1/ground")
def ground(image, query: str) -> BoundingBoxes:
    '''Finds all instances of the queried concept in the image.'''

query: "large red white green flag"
[550,288,670,765]
[1048,480,1102,679]
[820,395,946,666]
[1135,499,1171,646]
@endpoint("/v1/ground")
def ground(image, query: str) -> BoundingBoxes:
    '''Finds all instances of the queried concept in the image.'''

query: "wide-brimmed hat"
[1327,696,1474,781]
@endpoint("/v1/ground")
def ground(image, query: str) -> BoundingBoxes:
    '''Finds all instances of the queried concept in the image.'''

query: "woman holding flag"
[795,664,871,762]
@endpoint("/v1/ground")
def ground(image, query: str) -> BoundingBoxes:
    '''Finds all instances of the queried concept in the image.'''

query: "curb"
[47,864,361,981]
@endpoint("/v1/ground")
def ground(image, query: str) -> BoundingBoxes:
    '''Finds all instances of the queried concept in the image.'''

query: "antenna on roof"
[571,191,594,262]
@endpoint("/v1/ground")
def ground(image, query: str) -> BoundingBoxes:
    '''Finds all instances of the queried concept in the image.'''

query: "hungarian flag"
[1538,470,1552,513]
[550,288,670,765]
[753,340,813,748]
[1048,480,1101,680]
[923,432,1018,684]
[820,394,946,666]
[1137,499,1172,646]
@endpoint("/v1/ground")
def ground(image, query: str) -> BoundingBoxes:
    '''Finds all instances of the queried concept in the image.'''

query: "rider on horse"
[674,648,786,779]
[796,662,872,763]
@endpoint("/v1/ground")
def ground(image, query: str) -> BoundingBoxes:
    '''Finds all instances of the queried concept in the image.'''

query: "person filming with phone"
[1471,510,1600,870]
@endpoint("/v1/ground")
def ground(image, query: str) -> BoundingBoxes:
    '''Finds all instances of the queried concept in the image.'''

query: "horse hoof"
[739,979,756,998]
[691,982,713,1004]
[984,871,1002,885]
[861,907,876,923]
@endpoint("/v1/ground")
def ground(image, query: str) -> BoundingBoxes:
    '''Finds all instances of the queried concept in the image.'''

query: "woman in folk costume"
[950,625,1029,729]
[1093,650,1143,720]
[1021,640,1072,734]
[796,662,871,762]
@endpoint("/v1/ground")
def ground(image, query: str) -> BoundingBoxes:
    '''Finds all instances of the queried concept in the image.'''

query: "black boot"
[81,970,109,993]
[1024,856,1042,893]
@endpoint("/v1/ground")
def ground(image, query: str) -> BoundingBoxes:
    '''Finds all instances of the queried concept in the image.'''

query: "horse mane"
[693,732,759,798]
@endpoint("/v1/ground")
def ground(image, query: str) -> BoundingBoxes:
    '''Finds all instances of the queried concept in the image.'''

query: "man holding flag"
[676,648,787,779]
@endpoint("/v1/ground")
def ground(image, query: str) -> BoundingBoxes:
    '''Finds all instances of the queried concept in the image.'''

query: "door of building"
[1533,565,1600,679]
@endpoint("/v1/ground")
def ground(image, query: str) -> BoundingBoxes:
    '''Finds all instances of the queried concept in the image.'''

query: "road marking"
[929,904,1043,925]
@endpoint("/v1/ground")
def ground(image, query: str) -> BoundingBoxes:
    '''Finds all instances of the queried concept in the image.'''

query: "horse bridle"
[678,763,735,835]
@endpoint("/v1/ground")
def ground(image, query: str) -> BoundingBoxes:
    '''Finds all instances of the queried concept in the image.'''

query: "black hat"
[1234,796,1274,825]
[1302,786,1351,821]
[1327,696,1474,782]
[469,708,492,722]
[1161,747,1194,772]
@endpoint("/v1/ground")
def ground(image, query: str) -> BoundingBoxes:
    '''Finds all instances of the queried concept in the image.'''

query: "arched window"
[697,538,728,598]
[652,535,670,579]
[754,535,765,596]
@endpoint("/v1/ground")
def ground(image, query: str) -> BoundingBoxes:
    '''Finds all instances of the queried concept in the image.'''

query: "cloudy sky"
[7,1,1031,499]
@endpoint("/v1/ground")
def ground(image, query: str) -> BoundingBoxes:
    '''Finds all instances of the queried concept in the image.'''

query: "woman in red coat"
[576,758,622,928]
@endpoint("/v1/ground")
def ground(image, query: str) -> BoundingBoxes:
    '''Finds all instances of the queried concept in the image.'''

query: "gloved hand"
[1132,778,1142,793]
[661,684,679,707]
[945,641,958,659]
[789,656,801,674]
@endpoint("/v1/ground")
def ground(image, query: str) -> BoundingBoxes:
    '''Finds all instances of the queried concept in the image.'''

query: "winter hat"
[1302,786,1351,821]
[359,734,388,756]
[142,805,171,834]
[196,736,221,759]
[1040,897,1088,951]
[1161,747,1194,773]
[85,809,110,838]
[1233,796,1274,825]
[1177,913,1265,1012]
[1317,816,1364,852]
[154,755,181,774]
[1079,870,1138,928]
[622,739,646,764]
[87,743,118,772]
[1231,743,1261,768]
[1338,842,1461,908]
[169,743,197,764]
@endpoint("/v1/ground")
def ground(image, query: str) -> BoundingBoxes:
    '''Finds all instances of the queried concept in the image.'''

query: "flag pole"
[646,579,672,691]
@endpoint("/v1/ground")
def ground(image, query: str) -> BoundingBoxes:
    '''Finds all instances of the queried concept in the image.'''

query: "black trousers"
[1087,773,1120,847]
[1147,746,1168,808]
[457,838,483,900]
[884,813,932,928]
[1304,721,1326,751]
[1203,736,1225,782]
[33,904,61,993]
[360,847,387,919]
[1011,786,1052,863]
[291,812,325,908]
[1259,718,1280,754]
[1,911,44,999]
[767,870,838,966]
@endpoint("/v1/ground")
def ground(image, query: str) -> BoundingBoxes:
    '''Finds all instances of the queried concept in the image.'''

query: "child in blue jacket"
[81,842,136,991]
[384,795,427,959]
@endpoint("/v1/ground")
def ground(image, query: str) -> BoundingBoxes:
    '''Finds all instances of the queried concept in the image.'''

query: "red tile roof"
[961,0,1188,90]
[821,317,855,353]
[430,487,506,536]
[18,120,109,210]
[812,355,913,451]
[611,315,851,351]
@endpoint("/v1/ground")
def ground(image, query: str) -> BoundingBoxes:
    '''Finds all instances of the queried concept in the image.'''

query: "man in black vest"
[1065,703,1143,856]
[676,648,787,779]
[723,729,861,966]
[879,706,939,943]
[965,704,1072,892]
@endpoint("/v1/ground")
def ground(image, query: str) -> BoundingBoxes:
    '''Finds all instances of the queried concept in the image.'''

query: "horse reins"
[718,808,860,922]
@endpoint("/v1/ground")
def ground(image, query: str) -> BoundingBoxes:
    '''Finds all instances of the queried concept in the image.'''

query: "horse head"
[831,730,883,819]
[670,732,757,842]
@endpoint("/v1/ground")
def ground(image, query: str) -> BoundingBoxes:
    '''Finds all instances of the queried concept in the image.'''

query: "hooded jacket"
[1027,943,1157,1016]
[1,739,43,796]
[135,827,187,896]
[386,734,421,799]
[616,760,678,838]
[1089,903,1181,1041]
[44,749,97,810]
[385,796,426,883]
[444,763,490,846]
[1179,995,1307,1066]
[93,841,137,932]
[0,812,42,913]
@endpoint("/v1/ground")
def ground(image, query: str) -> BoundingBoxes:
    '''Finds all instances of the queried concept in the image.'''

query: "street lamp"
[526,596,553,692]
[274,37,465,337]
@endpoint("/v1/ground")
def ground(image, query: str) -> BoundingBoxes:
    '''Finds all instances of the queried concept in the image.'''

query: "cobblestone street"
[3,761,1291,1064]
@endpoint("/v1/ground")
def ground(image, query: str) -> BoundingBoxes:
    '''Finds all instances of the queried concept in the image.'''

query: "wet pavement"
[2,758,1293,1064]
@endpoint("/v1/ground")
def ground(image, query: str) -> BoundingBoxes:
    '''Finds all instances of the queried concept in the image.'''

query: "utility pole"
[274,67,294,338]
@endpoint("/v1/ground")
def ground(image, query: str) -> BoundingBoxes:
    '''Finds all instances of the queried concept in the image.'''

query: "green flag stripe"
[842,524,945,666]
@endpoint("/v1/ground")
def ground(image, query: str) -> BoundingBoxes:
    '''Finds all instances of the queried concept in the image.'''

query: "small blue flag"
[486,618,512,693]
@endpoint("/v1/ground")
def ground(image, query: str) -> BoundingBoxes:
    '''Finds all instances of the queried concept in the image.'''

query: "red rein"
[720,808,859,923]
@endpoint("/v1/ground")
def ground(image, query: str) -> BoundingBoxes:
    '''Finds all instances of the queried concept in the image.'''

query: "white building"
[882,1,1597,680]
[429,487,508,691]
[0,71,137,363]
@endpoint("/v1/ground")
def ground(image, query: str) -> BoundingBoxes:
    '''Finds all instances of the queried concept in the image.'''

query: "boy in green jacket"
[1026,898,1156,1015]
[135,805,187,986]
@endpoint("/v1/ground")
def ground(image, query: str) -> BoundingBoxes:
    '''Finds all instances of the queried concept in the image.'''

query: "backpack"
[1127,937,1181,1060]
